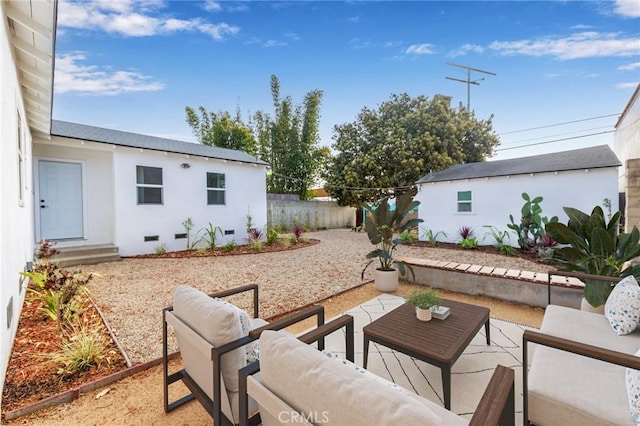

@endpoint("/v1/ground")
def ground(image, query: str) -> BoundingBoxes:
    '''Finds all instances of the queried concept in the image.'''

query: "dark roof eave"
[50,131,269,166]
[417,164,620,184]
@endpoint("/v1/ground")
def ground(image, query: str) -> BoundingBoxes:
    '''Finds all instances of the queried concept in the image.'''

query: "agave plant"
[361,188,423,279]
[545,206,640,307]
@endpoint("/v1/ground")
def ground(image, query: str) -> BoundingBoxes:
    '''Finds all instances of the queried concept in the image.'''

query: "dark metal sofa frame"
[162,283,326,426]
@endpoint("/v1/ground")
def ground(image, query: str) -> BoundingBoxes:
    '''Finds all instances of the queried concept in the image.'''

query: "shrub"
[483,225,515,255]
[546,205,640,307]
[21,240,95,328]
[292,225,304,243]
[247,228,264,244]
[155,244,166,255]
[182,217,198,250]
[507,192,558,250]
[420,227,447,245]
[399,230,417,244]
[266,228,279,245]
[460,237,478,249]
[223,241,237,252]
[458,226,474,240]
[47,322,116,377]
[498,245,517,256]
[198,223,222,249]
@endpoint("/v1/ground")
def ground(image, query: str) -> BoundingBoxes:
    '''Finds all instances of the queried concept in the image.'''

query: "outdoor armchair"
[162,283,325,426]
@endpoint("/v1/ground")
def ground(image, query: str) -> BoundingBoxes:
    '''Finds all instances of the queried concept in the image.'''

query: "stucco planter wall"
[399,259,582,309]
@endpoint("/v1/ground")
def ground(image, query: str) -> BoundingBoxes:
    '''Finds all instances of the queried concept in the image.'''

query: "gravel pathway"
[83,229,547,364]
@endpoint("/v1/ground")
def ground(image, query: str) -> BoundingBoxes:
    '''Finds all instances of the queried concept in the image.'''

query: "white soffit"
[5,0,56,136]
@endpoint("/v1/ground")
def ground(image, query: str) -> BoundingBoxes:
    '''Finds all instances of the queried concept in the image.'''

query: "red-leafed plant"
[458,226,474,240]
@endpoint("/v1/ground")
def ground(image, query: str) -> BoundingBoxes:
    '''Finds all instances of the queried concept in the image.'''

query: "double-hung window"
[207,172,225,205]
[457,191,472,212]
[136,166,163,204]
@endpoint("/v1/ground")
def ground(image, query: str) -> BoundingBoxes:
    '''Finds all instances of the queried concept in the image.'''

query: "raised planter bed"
[398,256,583,309]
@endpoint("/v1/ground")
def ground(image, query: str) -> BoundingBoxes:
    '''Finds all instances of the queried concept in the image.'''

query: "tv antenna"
[445,62,496,111]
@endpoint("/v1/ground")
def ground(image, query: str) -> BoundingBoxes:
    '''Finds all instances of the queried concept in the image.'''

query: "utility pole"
[445,63,496,111]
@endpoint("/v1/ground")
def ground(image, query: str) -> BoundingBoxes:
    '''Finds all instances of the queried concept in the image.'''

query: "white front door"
[38,160,84,240]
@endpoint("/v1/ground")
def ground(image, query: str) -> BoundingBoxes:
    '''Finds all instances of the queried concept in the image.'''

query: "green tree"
[185,106,257,155]
[253,75,327,199]
[324,93,499,206]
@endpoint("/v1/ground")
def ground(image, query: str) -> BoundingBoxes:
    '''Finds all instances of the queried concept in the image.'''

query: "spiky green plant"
[361,188,423,279]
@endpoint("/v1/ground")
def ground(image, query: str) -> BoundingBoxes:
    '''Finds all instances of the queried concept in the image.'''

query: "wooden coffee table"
[362,299,490,410]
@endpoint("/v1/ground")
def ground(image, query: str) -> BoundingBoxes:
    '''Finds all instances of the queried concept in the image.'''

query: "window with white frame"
[207,172,225,205]
[136,166,163,204]
[17,111,25,206]
[457,191,472,212]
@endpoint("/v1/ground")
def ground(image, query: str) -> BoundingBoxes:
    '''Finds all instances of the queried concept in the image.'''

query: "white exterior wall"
[614,87,640,190]
[112,147,267,255]
[416,168,619,246]
[33,139,115,247]
[0,8,34,399]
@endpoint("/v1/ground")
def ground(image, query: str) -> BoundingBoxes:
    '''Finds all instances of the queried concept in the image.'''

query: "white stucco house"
[1,0,56,403]
[36,121,268,256]
[614,84,640,231]
[1,0,269,402]
[415,145,621,246]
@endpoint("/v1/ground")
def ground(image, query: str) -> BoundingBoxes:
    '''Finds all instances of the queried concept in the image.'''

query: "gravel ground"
[83,229,547,364]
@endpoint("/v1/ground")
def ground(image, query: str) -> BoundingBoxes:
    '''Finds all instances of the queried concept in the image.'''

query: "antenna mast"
[445,62,496,111]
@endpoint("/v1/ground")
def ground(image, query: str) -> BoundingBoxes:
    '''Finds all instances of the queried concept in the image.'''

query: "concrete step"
[51,244,121,267]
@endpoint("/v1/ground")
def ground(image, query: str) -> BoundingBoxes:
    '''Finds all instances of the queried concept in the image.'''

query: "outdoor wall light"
[180,162,191,169]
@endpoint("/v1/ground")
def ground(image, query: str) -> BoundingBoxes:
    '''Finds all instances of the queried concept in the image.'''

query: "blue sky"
[53,0,639,161]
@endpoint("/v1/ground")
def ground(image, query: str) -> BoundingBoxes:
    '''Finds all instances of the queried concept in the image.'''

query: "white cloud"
[614,0,640,18]
[263,39,287,48]
[55,53,165,96]
[618,61,640,71]
[570,24,593,30]
[348,16,360,23]
[616,81,640,89]
[489,32,640,60]
[203,1,221,12]
[405,43,435,55]
[58,0,239,40]
[349,38,373,49]
[447,43,484,58]
[285,32,301,41]
[349,39,400,50]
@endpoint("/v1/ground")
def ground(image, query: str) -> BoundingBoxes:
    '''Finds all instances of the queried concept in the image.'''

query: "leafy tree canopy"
[324,93,500,206]
[185,75,328,200]
[251,75,328,199]
[185,106,257,156]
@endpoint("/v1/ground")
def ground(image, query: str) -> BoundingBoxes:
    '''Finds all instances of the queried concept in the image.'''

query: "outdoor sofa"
[240,328,516,426]
[523,275,640,425]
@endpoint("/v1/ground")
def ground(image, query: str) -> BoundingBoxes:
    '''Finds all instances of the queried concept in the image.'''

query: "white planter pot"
[580,297,605,315]
[374,268,398,292]
[416,307,432,321]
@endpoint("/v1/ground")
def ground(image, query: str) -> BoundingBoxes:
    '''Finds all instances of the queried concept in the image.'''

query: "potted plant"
[361,188,423,292]
[405,289,441,321]
[546,205,640,309]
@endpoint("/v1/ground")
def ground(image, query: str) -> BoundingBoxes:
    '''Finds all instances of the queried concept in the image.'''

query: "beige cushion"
[259,330,455,426]
[172,285,245,392]
[528,305,640,425]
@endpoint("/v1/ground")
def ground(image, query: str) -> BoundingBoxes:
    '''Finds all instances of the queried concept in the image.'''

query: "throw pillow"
[605,276,640,336]
[626,348,640,423]
[237,308,260,363]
